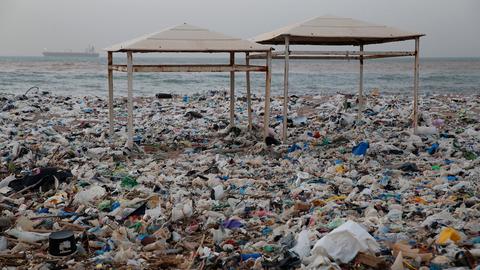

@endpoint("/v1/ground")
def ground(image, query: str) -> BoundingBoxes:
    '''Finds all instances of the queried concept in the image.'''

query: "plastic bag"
[310,220,379,263]
[6,228,49,243]
[352,141,369,156]
[291,229,311,259]
[73,185,106,205]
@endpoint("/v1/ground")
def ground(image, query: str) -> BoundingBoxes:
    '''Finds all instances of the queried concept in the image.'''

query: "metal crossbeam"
[109,64,267,72]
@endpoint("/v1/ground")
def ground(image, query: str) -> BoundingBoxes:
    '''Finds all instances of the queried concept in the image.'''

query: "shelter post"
[230,52,235,128]
[264,50,272,139]
[282,36,290,142]
[108,52,114,138]
[358,44,364,119]
[127,52,134,148]
[245,53,252,130]
[413,37,420,133]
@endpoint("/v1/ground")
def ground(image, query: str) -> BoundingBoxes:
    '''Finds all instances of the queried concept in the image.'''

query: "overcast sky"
[0,0,479,57]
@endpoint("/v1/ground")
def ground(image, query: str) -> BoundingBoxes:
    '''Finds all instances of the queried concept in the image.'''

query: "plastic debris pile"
[0,90,479,269]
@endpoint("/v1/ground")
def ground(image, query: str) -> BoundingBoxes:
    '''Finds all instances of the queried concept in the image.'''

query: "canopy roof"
[106,23,270,53]
[254,16,424,46]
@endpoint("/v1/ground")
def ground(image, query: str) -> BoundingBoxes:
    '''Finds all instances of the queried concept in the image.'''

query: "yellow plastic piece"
[335,164,347,174]
[436,227,461,244]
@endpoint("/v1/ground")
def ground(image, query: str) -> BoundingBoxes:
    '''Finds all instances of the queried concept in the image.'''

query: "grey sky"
[0,0,479,57]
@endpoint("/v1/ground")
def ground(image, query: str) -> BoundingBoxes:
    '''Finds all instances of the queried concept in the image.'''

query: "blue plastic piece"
[379,175,390,186]
[88,227,101,234]
[288,144,302,153]
[429,264,443,270]
[37,208,50,214]
[427,143,439,155]
[352,141,369,156]
[219,175,229,181]
[378,225,390,234]
[133,135,143,144]
[307,178,327,184]
[241,253,262,261]
[446,175,458,182]
[440,132,451,138]
[378,193,401,202]
[59,210,76,217]
[471,236,480,244]
[111,201,121,211]
[261,227,273,235]
[137,234,149,241]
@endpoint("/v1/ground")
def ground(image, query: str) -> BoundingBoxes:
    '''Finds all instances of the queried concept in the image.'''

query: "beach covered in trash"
[0,90,479,269]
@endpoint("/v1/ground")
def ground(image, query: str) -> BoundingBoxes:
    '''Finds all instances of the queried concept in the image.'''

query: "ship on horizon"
[42,45,99,57]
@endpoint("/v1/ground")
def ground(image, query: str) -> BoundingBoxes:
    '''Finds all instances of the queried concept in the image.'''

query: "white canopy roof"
[106,23,270,53]
[254,16,424,45]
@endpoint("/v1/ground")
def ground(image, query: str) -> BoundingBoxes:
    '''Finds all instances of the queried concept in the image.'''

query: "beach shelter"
[251,16,425,141]
[105,23,273,147]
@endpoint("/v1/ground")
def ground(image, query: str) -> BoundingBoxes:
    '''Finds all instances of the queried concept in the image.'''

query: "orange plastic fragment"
[436,227,461,244]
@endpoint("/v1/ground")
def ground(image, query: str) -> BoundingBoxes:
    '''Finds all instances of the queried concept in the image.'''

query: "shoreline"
[2,56,480,97]
[1,89,479,99]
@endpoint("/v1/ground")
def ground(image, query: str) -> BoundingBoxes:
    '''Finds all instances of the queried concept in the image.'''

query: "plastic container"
[49,230,77,256]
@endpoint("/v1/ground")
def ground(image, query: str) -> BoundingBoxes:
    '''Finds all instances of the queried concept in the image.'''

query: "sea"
[0,56,479,97]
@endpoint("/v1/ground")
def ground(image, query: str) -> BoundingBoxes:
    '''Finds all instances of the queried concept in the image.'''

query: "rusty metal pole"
[108,52,114,138]
[282,36,290,142]
[245,52,252,130]
[264,50,272,140]
[358,44,364,119]
[413,37,420,133]
[230,52,235,128]
[127,51,134,148]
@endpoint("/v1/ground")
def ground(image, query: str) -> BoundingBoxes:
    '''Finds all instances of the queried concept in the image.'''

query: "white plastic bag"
[171,199,193,221]
[73,185,106,205]
[415,126,437,135]
[6,228,49,243]
[291,229,311,259]
[212,185,224,200]
[310,220,379,263]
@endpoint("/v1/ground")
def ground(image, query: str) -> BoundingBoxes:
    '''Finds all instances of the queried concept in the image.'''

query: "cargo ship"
[42,45,99,57]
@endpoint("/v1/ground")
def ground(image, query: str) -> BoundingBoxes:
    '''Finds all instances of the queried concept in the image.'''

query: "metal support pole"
[413,38,420,133]
[230,52,235,128]
[108,52,114,138]
[245,52,252,130]
[264,51,272,140]
[282,36,290,142]
[127,52,134,148]
[358,44,364,119]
